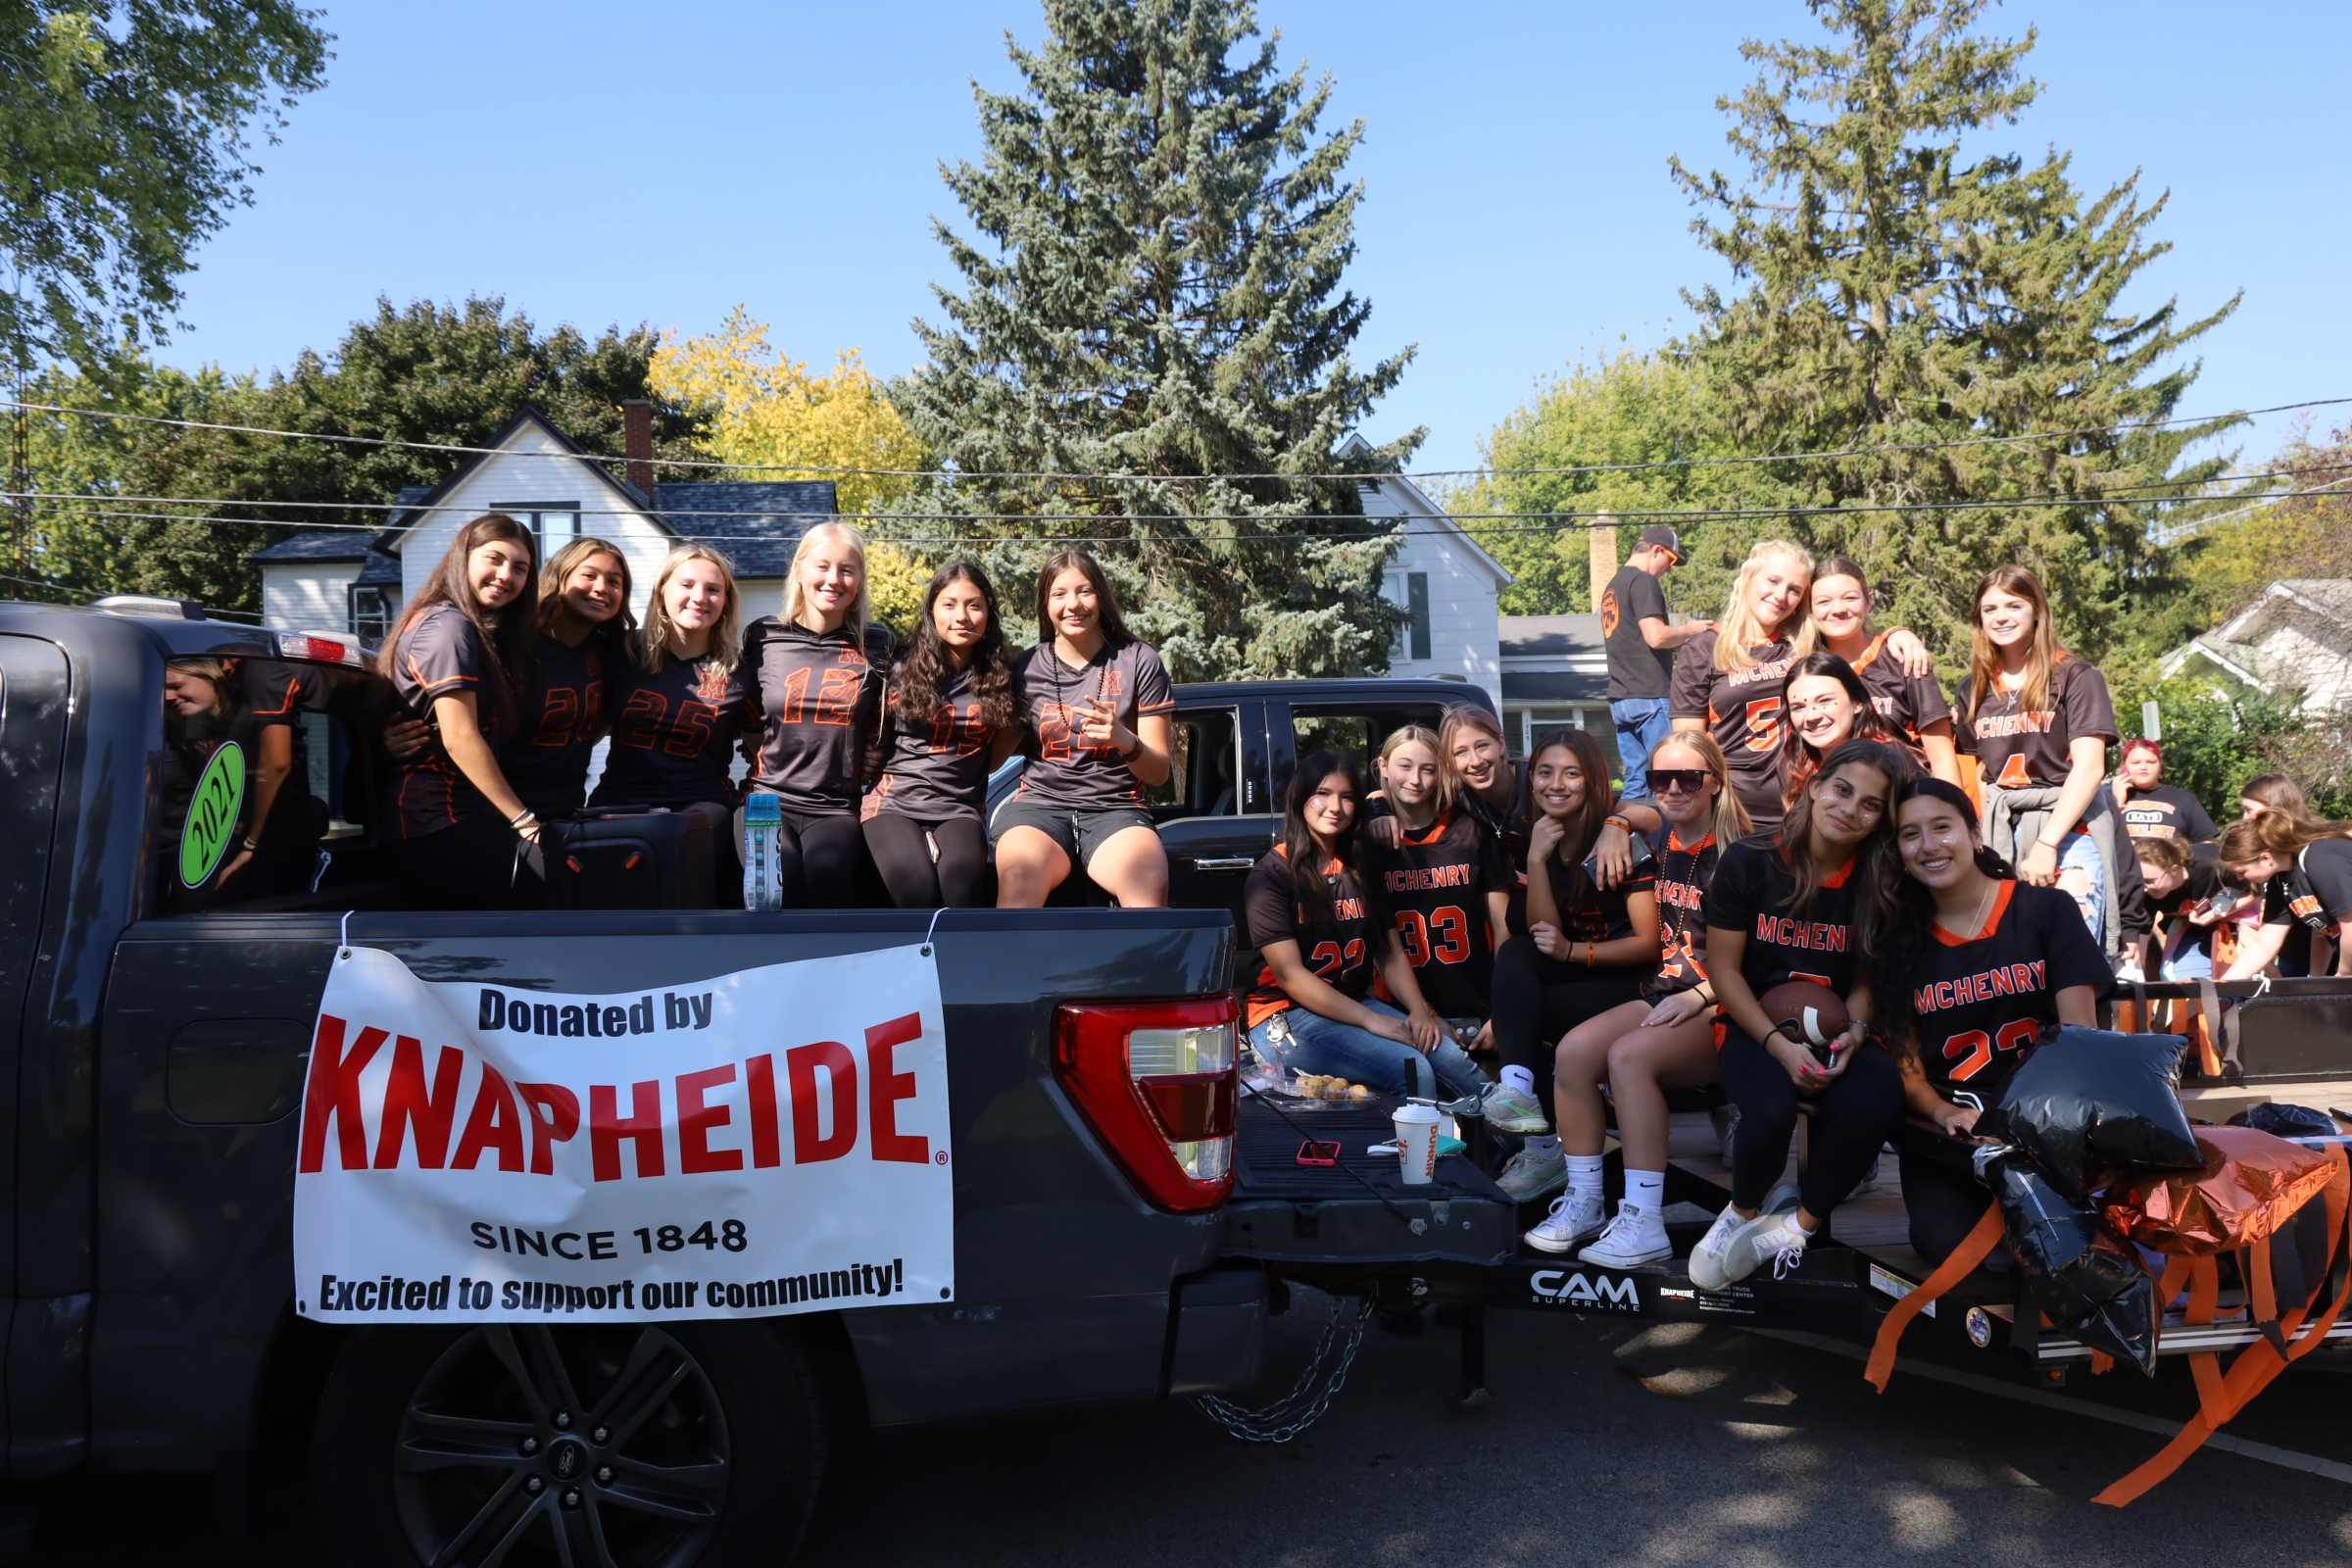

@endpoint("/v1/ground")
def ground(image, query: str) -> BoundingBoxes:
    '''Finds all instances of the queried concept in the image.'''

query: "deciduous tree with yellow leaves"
[651,309,934,629]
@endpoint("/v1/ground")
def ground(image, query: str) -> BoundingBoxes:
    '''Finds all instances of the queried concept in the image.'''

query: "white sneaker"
[1719,1210,1814,1287]
[1687,1202,1747,1290]
[1523,1189,1606,1254]
[1578,1201,1672,1268]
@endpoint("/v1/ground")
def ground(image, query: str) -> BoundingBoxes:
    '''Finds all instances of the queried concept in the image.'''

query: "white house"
[1495,613,1619,769]
[1347,436,1513,711]
[2159,578,2352,711]
[249,406,834,641]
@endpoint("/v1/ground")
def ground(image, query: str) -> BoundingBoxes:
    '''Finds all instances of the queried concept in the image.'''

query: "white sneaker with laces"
[1720,1210,1813,1286]
[1578,1201,1672,1268]
[1523,1189,1606,1254]
[1687,1202,1747,1290]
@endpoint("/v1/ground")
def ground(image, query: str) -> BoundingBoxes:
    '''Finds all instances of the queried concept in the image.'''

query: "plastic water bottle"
[743,794,782,910]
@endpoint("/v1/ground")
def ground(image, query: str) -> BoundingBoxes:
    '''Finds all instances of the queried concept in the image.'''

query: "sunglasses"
[1651,769,1710,794]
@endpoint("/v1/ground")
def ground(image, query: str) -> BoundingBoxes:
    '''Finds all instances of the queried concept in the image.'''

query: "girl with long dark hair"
[1873,777,2108,1263]
[1776,650,1921,814]
[1806,557,1959,784]
[994,549,1175,908]
[1525,732,1752,1260]
[1243,751,1488,1101]
[1953,564,2143,959]
[866,562,1022,906]
[1688,739,1909,1289]
[381,513,546,906]
[1483,728,1663,1186]
[508,535,632,821]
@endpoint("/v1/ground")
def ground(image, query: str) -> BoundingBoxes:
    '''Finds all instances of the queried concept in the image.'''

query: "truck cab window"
[1149,710,1244,820]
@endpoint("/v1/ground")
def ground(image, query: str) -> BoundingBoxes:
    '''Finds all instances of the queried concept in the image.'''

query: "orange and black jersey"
[873,662,1001,822]
[745,618,888,814]
[384,604,499,840]
[2263,838,2352,937]
[1642,830,1721,1003]
[1700,834,1865,999]
[1014,638,1175,810]
[1244,844,1377,1027]
[1904,881,2109,1103]
[1850,630,1951,742]
[1367,808,1511,1018]
[1670,629,1800,831]
[1954,657,2117,792]
[1539,840,1657,945]
[591,651,757,811]
[500,633,609,820]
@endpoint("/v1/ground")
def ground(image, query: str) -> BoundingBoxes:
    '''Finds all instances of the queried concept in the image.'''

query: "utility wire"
[3,394,2343,484]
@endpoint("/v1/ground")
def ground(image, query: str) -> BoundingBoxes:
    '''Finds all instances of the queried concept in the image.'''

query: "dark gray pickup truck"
[0,600,1511,1568]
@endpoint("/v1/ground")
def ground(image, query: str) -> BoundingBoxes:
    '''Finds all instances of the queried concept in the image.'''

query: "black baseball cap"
[1638,525,1683,563]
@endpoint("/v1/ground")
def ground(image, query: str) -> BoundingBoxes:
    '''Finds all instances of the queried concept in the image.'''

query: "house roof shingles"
[655,481,837,578]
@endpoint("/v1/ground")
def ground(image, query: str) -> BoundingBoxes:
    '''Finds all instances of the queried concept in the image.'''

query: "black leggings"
[1716,1023,1903,1215]
[1489,934,1648,1083]
[1900,1150,1998,1266]
[389,815,545,909]
[865,812,988,908]
[737,801,865,907]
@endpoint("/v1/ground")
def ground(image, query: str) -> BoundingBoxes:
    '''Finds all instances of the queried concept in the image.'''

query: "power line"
[4,393,2343,484]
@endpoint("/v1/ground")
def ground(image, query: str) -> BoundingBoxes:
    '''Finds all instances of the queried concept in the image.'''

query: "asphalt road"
[27,1293,2352,1566]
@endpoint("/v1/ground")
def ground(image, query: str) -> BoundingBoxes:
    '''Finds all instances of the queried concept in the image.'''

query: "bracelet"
[1603,814,1633,833]
[240,835,259,852]
[510,809,538,832]
[2034,835,2061,851]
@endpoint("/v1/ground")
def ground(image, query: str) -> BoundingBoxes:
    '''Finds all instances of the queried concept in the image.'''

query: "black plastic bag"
[1984,1151,2158,1376]
[2230,1102,2339,1141]
[1982,1027,2202,1202]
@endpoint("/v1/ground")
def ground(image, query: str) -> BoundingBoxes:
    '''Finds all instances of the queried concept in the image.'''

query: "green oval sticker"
[180,742,247,888]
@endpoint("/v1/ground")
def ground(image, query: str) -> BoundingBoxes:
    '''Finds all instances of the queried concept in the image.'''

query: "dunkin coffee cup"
[1393,1101,1441,1186]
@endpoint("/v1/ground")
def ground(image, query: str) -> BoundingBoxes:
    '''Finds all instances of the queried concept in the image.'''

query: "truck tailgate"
[1218,1097,1517,1267]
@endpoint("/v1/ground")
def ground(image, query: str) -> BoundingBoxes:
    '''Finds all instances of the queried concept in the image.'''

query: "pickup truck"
[0,598,1505,1568]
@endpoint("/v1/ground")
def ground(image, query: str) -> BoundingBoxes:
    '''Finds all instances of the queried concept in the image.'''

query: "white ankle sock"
[1566,1153,1605,1194]
[1624,1168,1665,1211]
[1522,1135,1562,1161]
[1501,1065,1536,1096]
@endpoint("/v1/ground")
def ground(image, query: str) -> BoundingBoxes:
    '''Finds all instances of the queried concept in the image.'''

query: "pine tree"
[1671,0,2242,665]
[889,0,1418,679]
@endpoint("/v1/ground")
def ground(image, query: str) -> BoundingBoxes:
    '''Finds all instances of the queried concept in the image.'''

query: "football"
[1759,981,1850,1061]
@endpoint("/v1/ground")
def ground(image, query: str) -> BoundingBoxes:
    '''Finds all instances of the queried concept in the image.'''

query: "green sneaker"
[1495,1145,1567,1201]
[1481,1083,1549,1134]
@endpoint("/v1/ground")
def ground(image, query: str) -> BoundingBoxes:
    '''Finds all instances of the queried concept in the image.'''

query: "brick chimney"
[621,400,655,503]
[1589,511,1619,610]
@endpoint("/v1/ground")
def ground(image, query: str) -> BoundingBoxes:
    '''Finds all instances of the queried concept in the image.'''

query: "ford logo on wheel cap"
[551,1439,585,1480]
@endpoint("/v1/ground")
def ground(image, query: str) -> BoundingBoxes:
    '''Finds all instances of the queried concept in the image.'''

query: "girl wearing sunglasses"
[1524,734,1750,1262]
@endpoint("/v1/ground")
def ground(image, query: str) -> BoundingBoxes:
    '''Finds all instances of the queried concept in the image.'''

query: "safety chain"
[1191,1294,1376,1444]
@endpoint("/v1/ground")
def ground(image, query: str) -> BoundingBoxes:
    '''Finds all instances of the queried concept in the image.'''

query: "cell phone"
[1296,1140,1340,1166]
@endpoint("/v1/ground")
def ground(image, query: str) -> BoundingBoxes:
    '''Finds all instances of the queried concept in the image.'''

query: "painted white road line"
[1758,1328,2352,1486]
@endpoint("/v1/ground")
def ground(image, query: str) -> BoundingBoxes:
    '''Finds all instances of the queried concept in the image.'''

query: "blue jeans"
[1250,999,1488,1102]
[1610,698,1675,800]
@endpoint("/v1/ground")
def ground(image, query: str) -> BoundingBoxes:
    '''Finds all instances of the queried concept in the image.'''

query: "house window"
[499,504,581,559]
[1391,570,1432,662]
[349,585,392,643]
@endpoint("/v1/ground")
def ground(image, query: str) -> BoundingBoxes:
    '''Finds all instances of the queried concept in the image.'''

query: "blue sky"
[170,0,2349,477]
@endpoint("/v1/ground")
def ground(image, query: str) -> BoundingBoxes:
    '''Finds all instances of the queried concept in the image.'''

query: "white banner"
[293,944,954,1323]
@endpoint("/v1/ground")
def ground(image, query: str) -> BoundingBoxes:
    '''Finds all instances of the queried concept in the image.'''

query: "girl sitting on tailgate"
[866,562,1022,907]
[1244,751,1490,1102]
[1363,725,1513,1053]
[588,545,757,904]
[739,522,892,907]
[1872,777,2108,1263]
[1689,738,1908,1289]
[1523,733,1751,1261]
[380,514,547,907]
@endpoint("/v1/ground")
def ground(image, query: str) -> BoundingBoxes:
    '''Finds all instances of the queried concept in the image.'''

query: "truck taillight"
[1053,998,1238,1213]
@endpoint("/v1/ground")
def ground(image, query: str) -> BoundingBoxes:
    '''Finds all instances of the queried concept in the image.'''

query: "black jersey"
[1644,829,1723,1002]
[1700,834,1866,1000]
[1850,630,1951,741]
[1368,808,1511,1018]
[1670,630,1801,831]
[1954,657,2117,791]
[2146,858,2227,973]
[2264,838,2352,938]
[874,662,1003,822]
[1014,638,1176,810]
[501,633,610,820]
[1244,845,1378,1027]
[384,604,500,839]
[1538,840,1657,945]
[1904,881,2110,1103]
[590,648,757,811]
[745,618,888,814]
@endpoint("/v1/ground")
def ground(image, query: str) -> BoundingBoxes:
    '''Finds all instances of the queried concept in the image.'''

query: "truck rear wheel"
[312,1320,826,1568]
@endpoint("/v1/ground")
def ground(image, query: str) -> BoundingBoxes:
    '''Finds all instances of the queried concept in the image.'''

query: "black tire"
[312,1320,826,1568]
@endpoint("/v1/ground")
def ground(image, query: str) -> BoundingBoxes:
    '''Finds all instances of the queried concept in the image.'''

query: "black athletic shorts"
[990,799,1155,866]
